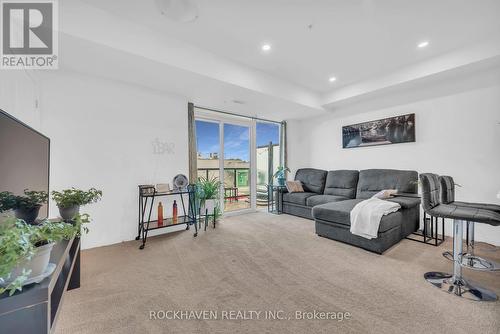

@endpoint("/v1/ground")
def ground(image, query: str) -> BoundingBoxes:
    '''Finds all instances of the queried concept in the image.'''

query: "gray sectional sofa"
[281,168,420,253]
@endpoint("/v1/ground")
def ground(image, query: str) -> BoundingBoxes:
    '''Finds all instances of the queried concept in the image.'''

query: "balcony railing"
[197,168,269,206]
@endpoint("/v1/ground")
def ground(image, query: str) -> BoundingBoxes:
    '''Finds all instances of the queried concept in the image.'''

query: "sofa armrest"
[386,197,421,209]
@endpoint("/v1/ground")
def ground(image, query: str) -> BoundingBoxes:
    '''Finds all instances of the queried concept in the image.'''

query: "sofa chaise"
[281,168,420,253]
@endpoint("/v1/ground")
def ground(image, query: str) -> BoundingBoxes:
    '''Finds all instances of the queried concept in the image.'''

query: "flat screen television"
[0,109,50,220]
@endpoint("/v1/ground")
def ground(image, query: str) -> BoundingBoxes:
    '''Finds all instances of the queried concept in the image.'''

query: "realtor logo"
[1,0,58,69]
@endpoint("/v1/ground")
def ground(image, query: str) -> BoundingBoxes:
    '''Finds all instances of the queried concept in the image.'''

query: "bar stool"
[420,173,499,301]
[439,175,500,271]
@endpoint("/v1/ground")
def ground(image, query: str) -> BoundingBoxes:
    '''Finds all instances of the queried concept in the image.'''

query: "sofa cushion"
[282,192,316,206]
[286,180,304,193]
[356,169,418,199]
[312,199,362,225]
[306,195,349,207]
[312,199,402,233]
[295,168,328,194]
[324,170,359,198]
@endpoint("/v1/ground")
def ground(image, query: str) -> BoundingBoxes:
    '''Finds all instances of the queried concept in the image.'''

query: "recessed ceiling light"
[261,44,271,52]
[417,41,429,48]
[329,76,337,83]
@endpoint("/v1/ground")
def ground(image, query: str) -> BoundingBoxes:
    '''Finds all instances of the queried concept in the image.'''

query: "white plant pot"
[4,242,54,284]
[201,199,216,214]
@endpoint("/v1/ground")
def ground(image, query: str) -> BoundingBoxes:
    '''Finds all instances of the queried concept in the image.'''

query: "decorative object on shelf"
[137,184,196,248]
[155,183,171,193]
[172,200,178,224]
[51,188,102,221]
[139,185,155,196]
[157,202,164,227]
[172,174,189,191]
[5,242,55,288]
[273,166,290,186]
[342,113,415,149]
[0,190,48,224]
[0,214,90,296]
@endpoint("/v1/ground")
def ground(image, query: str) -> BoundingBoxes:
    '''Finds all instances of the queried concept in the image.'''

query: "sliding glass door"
[195,119,220,182]
[195,117,254,213]
[194,108,283,214]
[223,123,251,212]
[256,122,281,207]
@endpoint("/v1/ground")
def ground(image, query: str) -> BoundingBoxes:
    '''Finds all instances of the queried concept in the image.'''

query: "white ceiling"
[82,0,500,93]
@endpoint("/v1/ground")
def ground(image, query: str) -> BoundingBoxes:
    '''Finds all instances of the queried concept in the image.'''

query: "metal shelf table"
[267,184,287,214]
[137,185,196,249]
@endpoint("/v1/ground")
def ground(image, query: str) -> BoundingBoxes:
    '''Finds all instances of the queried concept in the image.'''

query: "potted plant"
[195,176,221,219]
[51,188,102,221]
[273,166,290,186]
[0,190,48,224]
[0,214,90,296]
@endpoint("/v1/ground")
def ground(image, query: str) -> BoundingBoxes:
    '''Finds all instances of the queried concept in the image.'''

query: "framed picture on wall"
[342,113,415,149]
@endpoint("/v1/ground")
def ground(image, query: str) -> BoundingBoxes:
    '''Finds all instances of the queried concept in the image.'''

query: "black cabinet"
[0,236,81,333]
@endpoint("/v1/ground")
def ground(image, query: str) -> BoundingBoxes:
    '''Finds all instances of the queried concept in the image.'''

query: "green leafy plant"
[51,188,102,208]
[0,214,90,296]
[0,192,16,212]
[273,166,290,179]
[0,219,34,295]
[195,176,222,221]
[0,190,48,212]
[196,176,221,201]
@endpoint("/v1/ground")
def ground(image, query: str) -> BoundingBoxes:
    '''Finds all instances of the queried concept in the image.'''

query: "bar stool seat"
[420,173,499,302]
[427,204,500,226]
[439,174,500,211]
[439,175,500,271]
[450,201,500,213]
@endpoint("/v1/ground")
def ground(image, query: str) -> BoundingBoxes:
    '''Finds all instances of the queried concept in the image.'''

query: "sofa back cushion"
[323,170,359,198]
[294,168,328,194]
[356,169,418,199]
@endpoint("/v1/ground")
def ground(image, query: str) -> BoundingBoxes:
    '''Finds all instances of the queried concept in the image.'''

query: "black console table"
[137,185,197,249]
[0,236,81,333]
[391,193,445,246]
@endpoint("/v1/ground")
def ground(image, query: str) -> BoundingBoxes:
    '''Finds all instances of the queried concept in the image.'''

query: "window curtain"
[188,102,197,184]
[280,121,288,177]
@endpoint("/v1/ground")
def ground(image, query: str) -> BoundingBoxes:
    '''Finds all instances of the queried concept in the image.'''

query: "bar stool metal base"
[442,252,500,272]
[424,272,497,302]
[426,219,497,302]
[460,254,500,271]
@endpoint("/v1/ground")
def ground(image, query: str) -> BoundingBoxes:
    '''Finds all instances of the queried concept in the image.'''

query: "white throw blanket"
[350,198,401,239]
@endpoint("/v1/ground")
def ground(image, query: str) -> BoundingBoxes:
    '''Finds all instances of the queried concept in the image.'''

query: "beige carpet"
[55,212,500,334]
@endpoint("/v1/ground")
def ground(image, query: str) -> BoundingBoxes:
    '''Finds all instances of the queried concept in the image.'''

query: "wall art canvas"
[342,113,415,148]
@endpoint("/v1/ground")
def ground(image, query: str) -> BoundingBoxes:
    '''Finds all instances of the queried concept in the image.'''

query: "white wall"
[0,71,41,128]
[37,71,189,249]
[288,84,500,246]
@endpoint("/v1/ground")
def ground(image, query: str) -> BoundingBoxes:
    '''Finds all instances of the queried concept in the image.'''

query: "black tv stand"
[0,236,81,333]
